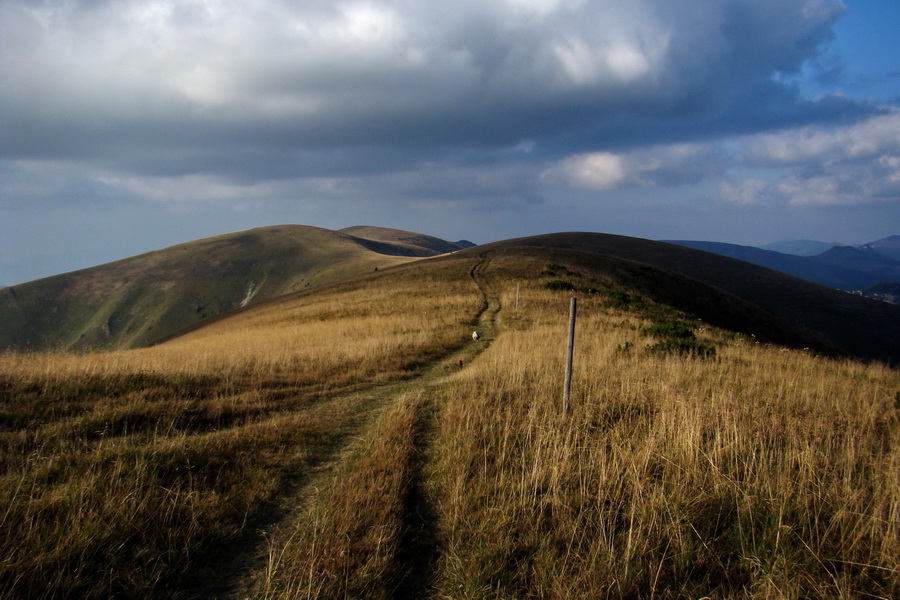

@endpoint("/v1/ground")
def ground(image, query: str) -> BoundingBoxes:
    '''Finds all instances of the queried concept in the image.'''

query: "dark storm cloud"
[1,0,858,177]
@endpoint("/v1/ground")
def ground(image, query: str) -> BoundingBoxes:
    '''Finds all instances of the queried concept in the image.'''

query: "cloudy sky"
[1,0,898,285]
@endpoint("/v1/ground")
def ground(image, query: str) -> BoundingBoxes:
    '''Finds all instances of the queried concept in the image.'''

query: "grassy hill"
[6,225,897,366]
[1,246,896,599]
[340,225,472,256]
[0,225,447,352]
[474,233,900,365]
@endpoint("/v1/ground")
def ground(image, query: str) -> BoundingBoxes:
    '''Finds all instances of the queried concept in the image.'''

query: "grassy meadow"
[0,259,481,598]
[1,252,897,599]
[428,256,898,599]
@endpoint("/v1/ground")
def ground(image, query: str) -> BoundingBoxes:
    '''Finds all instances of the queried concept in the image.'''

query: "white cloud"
[724,109,900,206]
[99,174,285,204]
[559,152,627,189]
[555,143,728,190]
[719,179,775,206]
[503,0,574,18]
[1,0,848,147]
[550,107,900,212]
[3,0,889,227]
[742,109,900,166]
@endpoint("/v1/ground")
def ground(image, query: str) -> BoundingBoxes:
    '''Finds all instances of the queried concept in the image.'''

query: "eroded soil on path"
[183,256,501,600]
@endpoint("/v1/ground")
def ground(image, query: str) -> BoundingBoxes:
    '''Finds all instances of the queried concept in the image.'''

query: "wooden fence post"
[563,296,576,419]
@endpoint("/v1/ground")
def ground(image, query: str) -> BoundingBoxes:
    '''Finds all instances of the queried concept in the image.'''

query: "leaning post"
[563,296,577,419]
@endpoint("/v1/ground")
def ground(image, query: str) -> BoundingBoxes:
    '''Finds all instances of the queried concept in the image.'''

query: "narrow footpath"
[187,256,502,600]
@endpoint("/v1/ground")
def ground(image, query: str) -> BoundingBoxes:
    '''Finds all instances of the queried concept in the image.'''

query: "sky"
[1,0,898,286]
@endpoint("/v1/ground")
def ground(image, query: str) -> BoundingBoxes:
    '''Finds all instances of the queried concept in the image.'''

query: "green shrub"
[544,280,576,291]
[644,320,695,340]
[544,264,581,277]
[603,290,631,309]
[648,338,717,358]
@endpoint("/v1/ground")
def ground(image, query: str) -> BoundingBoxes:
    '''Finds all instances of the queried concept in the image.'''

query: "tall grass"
[2,262,480,389]
[0,259,483,599]
[253,390,428,600]
[428,259,899,599]
[1,253,897,599]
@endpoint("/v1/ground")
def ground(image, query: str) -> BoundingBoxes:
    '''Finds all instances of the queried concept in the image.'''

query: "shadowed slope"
[460,233,900,364]
[340,226,472,256]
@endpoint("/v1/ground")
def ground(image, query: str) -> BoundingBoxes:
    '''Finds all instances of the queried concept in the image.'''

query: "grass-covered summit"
[0,225,471,351]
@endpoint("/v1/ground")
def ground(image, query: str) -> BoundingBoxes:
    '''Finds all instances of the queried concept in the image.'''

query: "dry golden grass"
[2,261,480,389]
[428,257,899,599]
[1,252,897,599]
[0,259,483,599]
[254,390,428,600]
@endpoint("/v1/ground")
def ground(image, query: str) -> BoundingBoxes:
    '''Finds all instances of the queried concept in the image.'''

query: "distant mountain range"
[759,236,900,260]
[759,240,843,256]
[858,236,900,261]
[666,235,900,294]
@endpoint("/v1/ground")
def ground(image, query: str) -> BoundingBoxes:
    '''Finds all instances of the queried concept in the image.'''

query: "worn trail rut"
[186,256,502,599]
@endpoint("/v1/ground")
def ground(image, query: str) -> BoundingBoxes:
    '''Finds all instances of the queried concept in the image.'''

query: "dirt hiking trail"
[182,256,501,599]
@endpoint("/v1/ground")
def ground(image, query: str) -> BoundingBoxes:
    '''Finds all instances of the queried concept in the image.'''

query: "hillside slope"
[859,234,900,261]
[340,226,472,256]
[467,233,900,364]
[0,225,432,351]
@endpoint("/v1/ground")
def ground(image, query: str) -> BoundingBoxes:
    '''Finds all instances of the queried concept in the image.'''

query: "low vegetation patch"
[601,289,632,309]
[542,263,581,278]
[543,279,576,291]
[644,319,695,340]
[647,337,717,358]
[639,308,717,358]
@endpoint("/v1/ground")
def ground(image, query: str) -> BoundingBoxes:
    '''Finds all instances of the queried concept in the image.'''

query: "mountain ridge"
[467,232,899,365]
[339,225,473,256]
[0,225,441,351]
[759,235,900,260]
[760,239,842,256]
[3,226,898,365]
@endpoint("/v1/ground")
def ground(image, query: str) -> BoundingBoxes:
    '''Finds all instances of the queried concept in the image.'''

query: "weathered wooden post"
[563,296,576,419]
